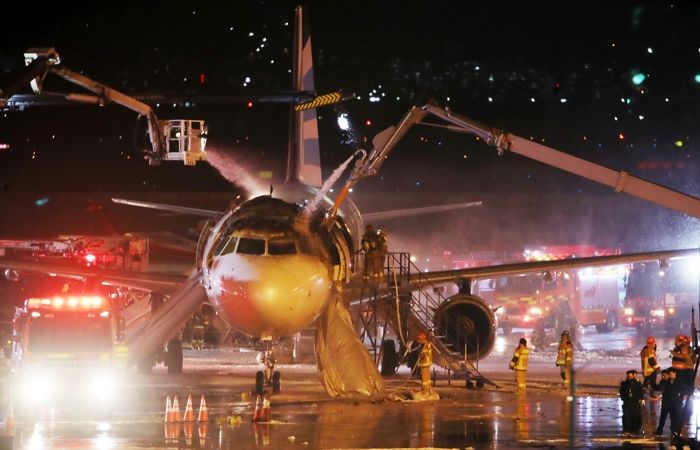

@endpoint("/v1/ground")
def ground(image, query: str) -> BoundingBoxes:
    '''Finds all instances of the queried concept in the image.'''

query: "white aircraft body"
[2,5,699,398]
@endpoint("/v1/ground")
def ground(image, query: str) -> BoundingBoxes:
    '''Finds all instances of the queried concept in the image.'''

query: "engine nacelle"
[433,293,496,360]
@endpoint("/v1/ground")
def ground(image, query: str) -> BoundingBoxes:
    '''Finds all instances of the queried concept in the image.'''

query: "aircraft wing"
[111,198,221,218]
[406,248,698,287]
[0,257,189,295]
[362,201,482,221]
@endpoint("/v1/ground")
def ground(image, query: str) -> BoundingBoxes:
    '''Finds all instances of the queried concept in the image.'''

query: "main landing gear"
[255,342,281,395]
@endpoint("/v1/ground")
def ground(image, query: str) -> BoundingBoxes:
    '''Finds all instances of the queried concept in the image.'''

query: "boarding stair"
[354,252,495,386]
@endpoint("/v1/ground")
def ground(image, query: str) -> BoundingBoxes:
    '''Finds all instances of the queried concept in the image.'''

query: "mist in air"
[205,146,267,198]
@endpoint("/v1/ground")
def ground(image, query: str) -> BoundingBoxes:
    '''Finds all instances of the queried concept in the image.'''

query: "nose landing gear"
[255,344,281,395]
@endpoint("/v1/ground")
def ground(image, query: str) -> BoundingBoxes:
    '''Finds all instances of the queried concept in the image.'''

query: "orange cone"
[197,394,209,422]
[262,395,271,422]
[183,394,195,422]
[164,396,172,423]
[252,394,263,422]
[172,395,182,423]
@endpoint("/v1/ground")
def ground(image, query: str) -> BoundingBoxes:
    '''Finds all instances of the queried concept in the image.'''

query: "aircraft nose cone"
[208,255,331,337]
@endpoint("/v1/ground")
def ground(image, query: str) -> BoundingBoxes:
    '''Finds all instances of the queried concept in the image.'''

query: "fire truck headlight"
[668,307,676,315]
[26,374,54,403]
[495,306,505,316]
[89,372,118,402]
[624,308,634,316]
[650,309,665,318]
[528,307,543,317]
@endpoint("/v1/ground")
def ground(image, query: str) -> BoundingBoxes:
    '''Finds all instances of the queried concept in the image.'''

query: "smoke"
[205,146,268,198]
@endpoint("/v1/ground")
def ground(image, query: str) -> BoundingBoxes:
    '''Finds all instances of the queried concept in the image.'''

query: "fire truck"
[493,246,626,338]
[0,234,150,271]
[622,257,699,334]
[9,290,128,415]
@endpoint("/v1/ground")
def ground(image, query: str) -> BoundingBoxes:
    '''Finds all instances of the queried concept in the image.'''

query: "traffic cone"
[252,394,263,422]
[262,395,271,422]
[171,395,182,423]
[183,394,195,422]
[197,394,209,422]
[164,396,172,423]
[4,402,14,429]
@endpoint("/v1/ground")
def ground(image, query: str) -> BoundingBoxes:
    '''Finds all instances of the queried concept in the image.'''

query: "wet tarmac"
[1,328,698,449]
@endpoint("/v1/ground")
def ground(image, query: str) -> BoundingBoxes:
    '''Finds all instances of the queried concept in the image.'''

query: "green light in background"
[674,140,684,147]
[694,74,700,84]
[632,73,646,85]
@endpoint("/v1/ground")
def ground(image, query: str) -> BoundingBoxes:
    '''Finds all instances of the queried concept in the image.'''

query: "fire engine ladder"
[354,252,495,386]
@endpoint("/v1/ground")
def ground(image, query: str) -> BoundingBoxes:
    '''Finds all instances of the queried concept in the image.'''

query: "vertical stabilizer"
[286,5,323,188]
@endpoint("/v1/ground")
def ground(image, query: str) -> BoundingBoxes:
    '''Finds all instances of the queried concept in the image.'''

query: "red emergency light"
[26,295,107,310]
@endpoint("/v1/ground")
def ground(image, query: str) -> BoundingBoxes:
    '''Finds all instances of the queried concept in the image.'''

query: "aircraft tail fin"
[285,5,323,188]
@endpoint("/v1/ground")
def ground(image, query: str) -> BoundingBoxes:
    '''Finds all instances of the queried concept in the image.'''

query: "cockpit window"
[268,239,297,255]
[236,237,266,255]
[217,236,239,256]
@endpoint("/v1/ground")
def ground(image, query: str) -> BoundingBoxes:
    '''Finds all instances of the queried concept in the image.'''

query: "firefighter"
[416,330,433,394]
[671,334,694,397]
[555,330,574,388]
[376,226,388,280]
[640,335,661,399]
[361,224,379,280]
[509,338,529,390]
[619,369,643,437]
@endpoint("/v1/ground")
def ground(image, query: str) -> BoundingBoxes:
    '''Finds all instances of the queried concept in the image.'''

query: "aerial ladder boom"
[2,48,207,166]
[331,103,700,220]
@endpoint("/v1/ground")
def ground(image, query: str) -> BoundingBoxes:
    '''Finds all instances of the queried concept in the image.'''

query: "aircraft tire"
[166,338,183,374]
[272,371,281,394]
[255,371,265,395]
[380,339,399,376]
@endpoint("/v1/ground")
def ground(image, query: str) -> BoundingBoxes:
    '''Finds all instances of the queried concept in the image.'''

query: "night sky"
[0,1,699,256]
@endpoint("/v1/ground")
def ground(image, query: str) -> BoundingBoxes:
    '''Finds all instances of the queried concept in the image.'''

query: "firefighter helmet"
[416,330,428,344]
[561,330,569,337]
[647,336,656,345]
[675,333,684,345]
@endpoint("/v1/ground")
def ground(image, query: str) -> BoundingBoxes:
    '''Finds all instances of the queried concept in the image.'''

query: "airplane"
[2,5,700,399]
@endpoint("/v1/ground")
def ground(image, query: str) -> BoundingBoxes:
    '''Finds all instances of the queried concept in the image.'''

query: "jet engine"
[433,293,496,360]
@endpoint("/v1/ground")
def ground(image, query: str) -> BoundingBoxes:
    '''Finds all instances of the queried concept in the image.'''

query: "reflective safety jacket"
[418,342,433,368]
[509,345,529,371]
[671,343,694,370]
[556,341,573,367]
[640,344,660,377]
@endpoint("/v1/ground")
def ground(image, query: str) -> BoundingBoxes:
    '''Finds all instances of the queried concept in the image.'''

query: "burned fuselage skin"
[201,195,349,338]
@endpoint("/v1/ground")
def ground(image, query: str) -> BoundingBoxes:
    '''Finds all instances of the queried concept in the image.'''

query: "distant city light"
[34,197,49,206]
[560,98,567,103]
[694,74,700,84]
[632,73,646,85]
[675,140,684,147]
[647,47,653,54]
